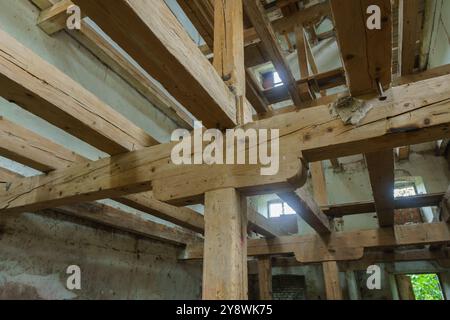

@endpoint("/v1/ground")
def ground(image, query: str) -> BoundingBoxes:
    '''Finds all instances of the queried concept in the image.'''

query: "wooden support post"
[322,261,343,300]
[310,161,328,206]
[388,273,400,300]
[396,275,416,300]
[257,256,273,300]
[439,272,450,300]
[203,188,248,300]
[345,271,361,300]
[365,150,395,227]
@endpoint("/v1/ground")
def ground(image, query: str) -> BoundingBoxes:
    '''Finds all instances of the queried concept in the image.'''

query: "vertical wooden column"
[322,261,343,300]
[365,150,395,227]
[345,271,361,300]
[439,272,450,300]
[388,273,400,300]
[203,188,248,300]
[213,0,252,125]
[257,256,273,300]
[310,161,328,206]
[396,275,416,300]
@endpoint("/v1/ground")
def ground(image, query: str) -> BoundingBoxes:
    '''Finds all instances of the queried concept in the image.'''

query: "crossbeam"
[2,72,450,214]
[181,222,450,263]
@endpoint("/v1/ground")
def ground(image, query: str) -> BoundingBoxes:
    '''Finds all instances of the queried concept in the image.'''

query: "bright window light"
[273,72,283,87]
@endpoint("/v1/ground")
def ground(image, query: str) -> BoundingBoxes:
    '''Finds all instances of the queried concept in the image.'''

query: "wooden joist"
[0,166,200,246]
[0,28,158,155]
[35,0,194,129]
[2,71,450,212]
[331,0,392,96]
[278,189,331,234]
[323,192,446,218]
[72,0,236,128]
[181,221,450,263]
[365,150,395,227]
[247,204,286,238]
[244,0,303,106]
[0,116,205,233]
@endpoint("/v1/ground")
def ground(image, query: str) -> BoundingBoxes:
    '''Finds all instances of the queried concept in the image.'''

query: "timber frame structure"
[1,0,450,300]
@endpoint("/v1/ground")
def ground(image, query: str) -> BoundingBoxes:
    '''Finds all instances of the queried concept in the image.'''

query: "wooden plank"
[73,0,236,128]
[203,188,247,299]
[399,0,421,75]
[0,166,199,245]
[0,28,158,155]
[0,116,205,233]
[278,188,331,234]
[310,161,328,206]
[331,0,392,96]
[322,261,343,300]
[3,72,450,211]
[365,150,395,227]
[181,222,450,263]
[257,257,273,300]
[323,192,445,217]
[244,0,303,106]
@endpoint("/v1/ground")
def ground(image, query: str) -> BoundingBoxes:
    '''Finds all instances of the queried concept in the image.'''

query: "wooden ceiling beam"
[0,28,158,155]
[323,192,446,218]
[72,0,236,128]
[0,166,200,246]
[278,189,331,234]
[181,221,450,262]
[244,0,304,106]
[2,71,450,212]
[35,0,194,129]
[0,117,205,233]
[331,0,392,96]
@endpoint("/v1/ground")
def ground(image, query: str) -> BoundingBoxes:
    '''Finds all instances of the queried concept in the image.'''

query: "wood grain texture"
[365,150,395,227]
[331,0,392,96]
[203,188,248,299]
[182,222,450,263]
[322,261,343,300]
[73,0,236,128]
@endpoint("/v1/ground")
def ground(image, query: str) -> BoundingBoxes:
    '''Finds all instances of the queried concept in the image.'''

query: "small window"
[268,200,296,218]
[394,181,417,198]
